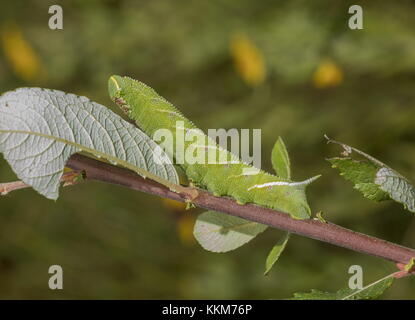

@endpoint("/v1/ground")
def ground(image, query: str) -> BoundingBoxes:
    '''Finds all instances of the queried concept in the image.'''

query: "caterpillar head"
[109,75,159,114]
[108,75,181,138]
[108,75,135,115]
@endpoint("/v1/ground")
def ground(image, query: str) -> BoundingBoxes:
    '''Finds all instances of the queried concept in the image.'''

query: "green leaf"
[327,138,415,213]
[0,88,181,199]
[264,232,290,275]
[271,136,291,180]
[328,158,389,201]
[265,138,292,268]
[290,276,394,300]
[193,210,267,253]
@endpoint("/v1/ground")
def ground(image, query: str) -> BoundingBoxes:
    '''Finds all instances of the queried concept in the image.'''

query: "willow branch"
[0,180,29,195]
[63,153,415,265]
[0,171,81,195]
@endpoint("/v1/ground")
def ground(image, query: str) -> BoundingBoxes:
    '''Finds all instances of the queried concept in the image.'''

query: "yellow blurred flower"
[161,198,187,212]
[177,213,196,246]
[161,198,196,245]
[1,23,42,82]
[313,59,343,88]
[230,33,266,87]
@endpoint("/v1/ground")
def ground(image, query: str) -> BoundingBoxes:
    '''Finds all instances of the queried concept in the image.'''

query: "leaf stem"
[341,272,396,300]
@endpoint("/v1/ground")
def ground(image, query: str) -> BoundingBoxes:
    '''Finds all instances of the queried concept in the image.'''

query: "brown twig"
[0,171,82,195]
[0,180,28,195]
[63,153,415,266]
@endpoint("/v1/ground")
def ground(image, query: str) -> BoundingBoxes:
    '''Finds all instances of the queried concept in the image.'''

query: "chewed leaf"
[327,138,415,213]
[193,210,267,253]
[0,88,181,199]
[271,136,291,179]
[264,232,290,275]
[289,276,394,300]
[328,158,389,201]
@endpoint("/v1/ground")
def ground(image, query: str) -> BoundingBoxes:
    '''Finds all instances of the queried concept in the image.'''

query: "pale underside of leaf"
[193,210,268,253]
[0,88,181,199]
[375,167,415,212]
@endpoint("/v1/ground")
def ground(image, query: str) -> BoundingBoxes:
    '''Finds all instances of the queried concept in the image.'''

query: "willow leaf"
[264,137,291,272]
[264,232,290,275]
[289,276,394,300]
[0,87,181,199]
[193,210,267,253]
[327,137,415,213]
[271,136,291,180]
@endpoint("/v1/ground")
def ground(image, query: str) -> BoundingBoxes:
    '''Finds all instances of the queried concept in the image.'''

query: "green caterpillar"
[108,75,318,219]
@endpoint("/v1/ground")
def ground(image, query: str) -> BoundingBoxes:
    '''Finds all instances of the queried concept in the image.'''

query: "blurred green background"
[0,0,414,299]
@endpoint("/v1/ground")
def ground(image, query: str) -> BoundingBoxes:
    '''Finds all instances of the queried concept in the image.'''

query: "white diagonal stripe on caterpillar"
[247,176,320,191]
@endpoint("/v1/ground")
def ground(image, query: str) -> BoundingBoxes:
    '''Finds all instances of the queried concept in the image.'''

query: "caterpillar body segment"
[108,75,317,219]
